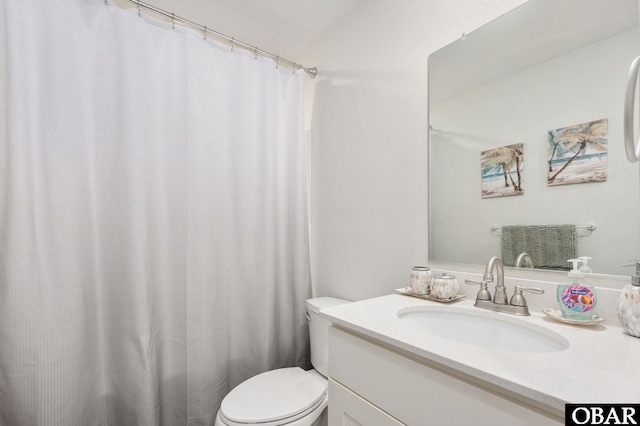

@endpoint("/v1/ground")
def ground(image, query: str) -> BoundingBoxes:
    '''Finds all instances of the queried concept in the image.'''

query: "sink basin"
[398,307,568,353]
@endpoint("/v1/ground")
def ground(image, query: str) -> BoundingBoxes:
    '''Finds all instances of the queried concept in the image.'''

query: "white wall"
[300,0,528,301]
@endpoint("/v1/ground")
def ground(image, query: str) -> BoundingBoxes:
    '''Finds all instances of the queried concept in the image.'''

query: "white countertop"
[319,294,640,416]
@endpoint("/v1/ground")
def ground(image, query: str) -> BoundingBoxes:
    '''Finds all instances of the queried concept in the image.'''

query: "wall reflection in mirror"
[428,0,640,276]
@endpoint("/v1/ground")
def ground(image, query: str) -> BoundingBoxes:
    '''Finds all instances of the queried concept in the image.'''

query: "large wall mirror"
[429,0,640,276]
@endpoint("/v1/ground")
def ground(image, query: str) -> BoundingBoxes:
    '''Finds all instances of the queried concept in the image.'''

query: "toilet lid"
[220,367,326,425]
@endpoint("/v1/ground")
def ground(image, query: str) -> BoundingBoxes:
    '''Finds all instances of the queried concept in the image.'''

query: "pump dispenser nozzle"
[579,256,592,273]
[631,261,640,286]
[567,259,583,279]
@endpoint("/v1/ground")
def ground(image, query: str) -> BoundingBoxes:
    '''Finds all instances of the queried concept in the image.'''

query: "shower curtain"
[0,0,311,425]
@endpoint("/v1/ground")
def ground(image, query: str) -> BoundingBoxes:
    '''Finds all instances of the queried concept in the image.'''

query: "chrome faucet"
[464,256,543,316]
[515,252,534,268]
[485,256,508,304]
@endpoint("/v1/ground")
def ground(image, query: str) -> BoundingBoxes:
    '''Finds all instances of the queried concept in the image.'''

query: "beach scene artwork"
[547,119,608,186]
[481,143,524,199]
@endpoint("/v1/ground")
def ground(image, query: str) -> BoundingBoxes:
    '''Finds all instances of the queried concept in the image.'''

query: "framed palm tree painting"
[481,143,524,199]
[547,119,607,186]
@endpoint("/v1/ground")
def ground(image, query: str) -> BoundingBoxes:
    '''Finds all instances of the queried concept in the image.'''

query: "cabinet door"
[328,379,405,426]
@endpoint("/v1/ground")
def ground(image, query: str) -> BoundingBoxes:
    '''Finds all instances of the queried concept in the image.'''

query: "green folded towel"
[501,225,576,269]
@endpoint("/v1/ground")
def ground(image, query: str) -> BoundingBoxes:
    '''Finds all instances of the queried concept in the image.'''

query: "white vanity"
[320,294,640,425]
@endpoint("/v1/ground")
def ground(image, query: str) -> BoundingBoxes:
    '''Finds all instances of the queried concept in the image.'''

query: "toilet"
[214,297,350,426]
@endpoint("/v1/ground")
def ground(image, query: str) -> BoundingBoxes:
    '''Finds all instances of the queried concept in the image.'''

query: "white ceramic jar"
[618,283,640,337]
[430,272,459,299]
[410,266,432,295]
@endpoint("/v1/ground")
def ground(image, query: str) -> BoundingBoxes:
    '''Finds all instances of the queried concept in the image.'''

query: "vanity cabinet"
[328,326,563,426]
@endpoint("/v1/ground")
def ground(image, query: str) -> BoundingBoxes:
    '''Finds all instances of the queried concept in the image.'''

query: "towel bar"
[490,224,596,232]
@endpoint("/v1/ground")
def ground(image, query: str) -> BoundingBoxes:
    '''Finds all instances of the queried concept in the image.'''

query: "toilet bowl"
[214,297,350,426]
[214,368,327,426]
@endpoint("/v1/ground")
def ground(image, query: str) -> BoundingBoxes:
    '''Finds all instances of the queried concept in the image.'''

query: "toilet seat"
[219,367,327,426]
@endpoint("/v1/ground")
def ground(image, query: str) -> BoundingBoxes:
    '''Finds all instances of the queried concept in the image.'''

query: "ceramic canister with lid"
[410,266,432,295]
[430,272,459,299]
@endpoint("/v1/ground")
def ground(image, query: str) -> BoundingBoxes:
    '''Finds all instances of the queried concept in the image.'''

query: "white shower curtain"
[0,1,312,425]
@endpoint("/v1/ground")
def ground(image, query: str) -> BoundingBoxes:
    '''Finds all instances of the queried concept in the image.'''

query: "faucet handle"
[509,285,544,307]
[464,279,492,301]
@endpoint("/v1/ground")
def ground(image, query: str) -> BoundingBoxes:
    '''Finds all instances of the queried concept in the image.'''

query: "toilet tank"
[306,297,350,377]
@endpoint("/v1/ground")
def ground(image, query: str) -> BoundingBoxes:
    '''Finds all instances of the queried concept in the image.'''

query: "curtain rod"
[124,0,318,79]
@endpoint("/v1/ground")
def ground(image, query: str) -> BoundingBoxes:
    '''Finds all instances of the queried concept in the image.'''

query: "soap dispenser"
[556,259,597,320]
[618,261,640,337]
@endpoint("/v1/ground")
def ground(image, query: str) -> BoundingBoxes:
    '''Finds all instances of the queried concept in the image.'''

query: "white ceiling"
[112,0,362,60]
[429,0,638,103]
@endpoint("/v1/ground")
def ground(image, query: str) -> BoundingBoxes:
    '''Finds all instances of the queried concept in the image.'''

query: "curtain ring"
[254,46,258,60]
[137,2,141,17]
[203,26,207,40]
[171,13,175,29]
[275,56,279,70]
[292,63,296,74]
[230,37,234,52]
